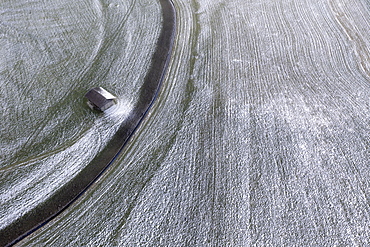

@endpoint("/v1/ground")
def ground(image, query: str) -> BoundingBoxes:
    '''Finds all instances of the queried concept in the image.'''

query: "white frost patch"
[0,98,132,229]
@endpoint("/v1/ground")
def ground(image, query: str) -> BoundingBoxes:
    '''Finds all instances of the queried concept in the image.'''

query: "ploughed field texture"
[1,0,369,246]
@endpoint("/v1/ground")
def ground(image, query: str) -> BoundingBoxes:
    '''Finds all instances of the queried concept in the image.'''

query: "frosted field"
[1,0,370,246]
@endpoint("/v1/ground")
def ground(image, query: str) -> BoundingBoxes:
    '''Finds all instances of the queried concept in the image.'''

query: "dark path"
[0,0,176,246]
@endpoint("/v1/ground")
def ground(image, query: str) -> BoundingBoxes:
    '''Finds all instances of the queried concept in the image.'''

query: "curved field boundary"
[0,0,176,246]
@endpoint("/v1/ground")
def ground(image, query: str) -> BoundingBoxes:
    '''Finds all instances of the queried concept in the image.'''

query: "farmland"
[1,0,369,246]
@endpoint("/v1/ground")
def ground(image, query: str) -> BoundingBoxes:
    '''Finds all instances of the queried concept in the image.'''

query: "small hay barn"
[85,87,117,111]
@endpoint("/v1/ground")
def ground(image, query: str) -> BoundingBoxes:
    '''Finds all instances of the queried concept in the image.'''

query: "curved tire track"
[0,0,176,246]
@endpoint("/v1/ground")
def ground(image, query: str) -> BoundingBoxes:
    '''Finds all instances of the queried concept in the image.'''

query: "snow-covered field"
[1,0,369,246]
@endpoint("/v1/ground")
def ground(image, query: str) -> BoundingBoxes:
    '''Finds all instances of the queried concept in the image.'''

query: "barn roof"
[85,87,117,110]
